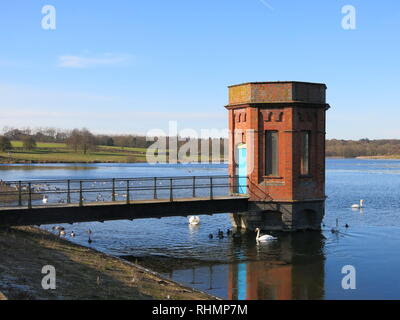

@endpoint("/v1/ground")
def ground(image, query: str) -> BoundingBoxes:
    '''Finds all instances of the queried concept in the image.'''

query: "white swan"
[188,216,200,225]
[42,195,48,204]
[255,228,277,242]
[351,200,364,209]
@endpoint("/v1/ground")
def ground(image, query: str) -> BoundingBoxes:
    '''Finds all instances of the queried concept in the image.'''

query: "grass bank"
[0,140,225,164]
[0,226,214,300]
[0,141,148,164]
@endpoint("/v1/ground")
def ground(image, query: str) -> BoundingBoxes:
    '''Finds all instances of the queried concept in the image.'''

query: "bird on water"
[87,229,93,244]
[331,218,340,234]
[352,200,364,209]
[188,216,200,225]
[255,228,277,242]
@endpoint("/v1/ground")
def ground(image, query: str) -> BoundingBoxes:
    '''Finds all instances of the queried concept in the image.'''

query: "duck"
[59,230,66,237]
[331,218,340,233]
[351,200,364,209]
[255,228,277,242]
[232,232,241,239]
[87,229,93,243]
[188,216,200,225]
[70,231,76,237]
[208,234,213,239]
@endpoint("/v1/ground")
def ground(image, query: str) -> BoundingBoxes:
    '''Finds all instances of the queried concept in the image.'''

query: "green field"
[0,140,226,164]
[10,141,67,149]
[0,141,149,164]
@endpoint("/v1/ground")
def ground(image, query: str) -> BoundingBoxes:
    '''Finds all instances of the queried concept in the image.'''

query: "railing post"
[18,181,22,206]
[210,177,213,200]
[28,182,32,209]
[192,176,196,198]
[126,180,130,204]
[112,179,116,202]
[169,178,173,202]
[153,177,157,199]
[67,180,71,204]
[79,181,83,207]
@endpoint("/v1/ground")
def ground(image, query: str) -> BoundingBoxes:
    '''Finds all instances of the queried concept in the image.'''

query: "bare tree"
[0,136,12,152]
[22,136,36,151]
[66,128,97,154]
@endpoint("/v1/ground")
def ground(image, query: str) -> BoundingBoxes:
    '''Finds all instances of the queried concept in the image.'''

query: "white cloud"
[57,53,134,68]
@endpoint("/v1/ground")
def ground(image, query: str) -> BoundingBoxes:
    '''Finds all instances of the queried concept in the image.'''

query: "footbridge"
[0,176,249,227]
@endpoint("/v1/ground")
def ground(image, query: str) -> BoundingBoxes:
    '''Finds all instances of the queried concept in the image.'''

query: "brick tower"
[226,81,330,231]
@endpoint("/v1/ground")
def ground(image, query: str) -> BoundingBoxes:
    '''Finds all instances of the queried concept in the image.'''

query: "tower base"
[230,200,325,232]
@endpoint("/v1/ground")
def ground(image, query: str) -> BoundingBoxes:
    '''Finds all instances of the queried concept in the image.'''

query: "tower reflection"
[228,232,326,300]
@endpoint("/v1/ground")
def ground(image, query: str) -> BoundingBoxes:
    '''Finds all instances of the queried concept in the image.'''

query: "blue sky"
[0,0,399,139]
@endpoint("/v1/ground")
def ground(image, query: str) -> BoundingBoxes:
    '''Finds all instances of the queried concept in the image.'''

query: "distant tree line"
[326,139,400,157]
[2,127,399,158]
[2,127,69,143]
[0,127,227,155]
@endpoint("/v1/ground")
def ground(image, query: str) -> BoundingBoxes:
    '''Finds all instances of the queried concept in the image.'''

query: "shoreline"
[355,156,400,160]
[2,157,400,165]
[0,159,148,164]
[0,226,215,300]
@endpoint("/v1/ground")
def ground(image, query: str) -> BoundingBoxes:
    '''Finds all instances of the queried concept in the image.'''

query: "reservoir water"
[1,159,400,299]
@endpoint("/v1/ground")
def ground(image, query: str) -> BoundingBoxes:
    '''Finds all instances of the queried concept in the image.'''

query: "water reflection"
[229,232,325,300]
[167,232,326,300]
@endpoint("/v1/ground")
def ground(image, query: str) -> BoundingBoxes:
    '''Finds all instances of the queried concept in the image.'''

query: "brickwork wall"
[227,82,328,203]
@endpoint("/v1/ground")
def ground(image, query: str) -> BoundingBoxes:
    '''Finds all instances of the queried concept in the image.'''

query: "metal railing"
[0,175,248,209]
